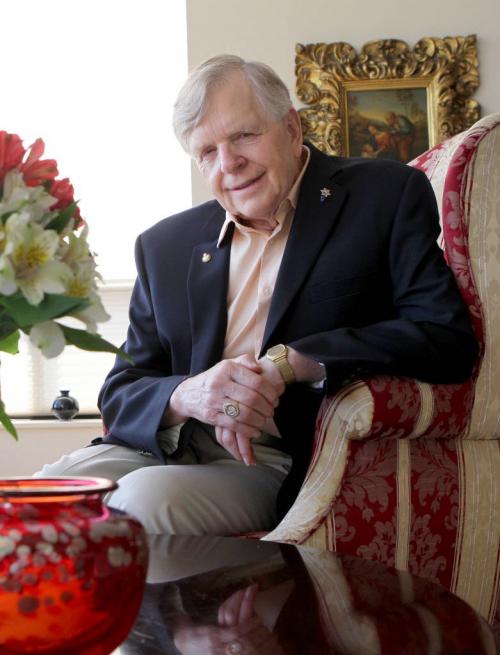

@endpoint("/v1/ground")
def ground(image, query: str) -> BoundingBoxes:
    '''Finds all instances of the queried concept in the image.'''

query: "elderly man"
[38,55,477,535]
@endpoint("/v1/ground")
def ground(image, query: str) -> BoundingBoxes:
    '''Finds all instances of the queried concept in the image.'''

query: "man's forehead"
[188,83,268,152]
[207,76,262,117]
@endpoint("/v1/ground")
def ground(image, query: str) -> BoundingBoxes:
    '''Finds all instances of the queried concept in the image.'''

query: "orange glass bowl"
[0,477,149,654]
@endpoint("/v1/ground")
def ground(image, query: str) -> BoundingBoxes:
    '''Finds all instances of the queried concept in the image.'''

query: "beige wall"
[186,0,500,204]
[0,420,100,477]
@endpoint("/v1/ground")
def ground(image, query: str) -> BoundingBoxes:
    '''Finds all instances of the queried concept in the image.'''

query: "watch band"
[266,344,295,385]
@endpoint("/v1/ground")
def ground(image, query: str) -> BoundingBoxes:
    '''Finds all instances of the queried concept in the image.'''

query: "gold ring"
[223,400,240,418]
[224,641,243,655]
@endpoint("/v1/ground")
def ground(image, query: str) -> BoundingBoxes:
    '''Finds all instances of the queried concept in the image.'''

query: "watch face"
[267,344,285,358]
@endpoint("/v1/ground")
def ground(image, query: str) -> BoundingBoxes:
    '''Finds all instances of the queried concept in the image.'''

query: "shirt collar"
[217,145,311,247]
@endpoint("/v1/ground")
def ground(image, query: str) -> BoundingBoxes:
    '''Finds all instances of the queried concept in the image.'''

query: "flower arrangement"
[0,131,130,438]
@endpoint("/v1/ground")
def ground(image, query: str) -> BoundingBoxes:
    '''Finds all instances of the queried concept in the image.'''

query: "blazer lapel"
[187,208,233,374]
[261,149,348,352]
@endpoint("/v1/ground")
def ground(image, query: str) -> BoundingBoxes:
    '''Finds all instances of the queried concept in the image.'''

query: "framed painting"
[295,36,480,162]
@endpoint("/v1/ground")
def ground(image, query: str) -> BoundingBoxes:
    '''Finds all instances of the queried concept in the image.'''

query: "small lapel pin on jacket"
[320,187,332,202]
[201,252,212,263]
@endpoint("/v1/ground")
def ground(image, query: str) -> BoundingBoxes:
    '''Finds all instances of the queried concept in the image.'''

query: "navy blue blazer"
[98,145,478,515]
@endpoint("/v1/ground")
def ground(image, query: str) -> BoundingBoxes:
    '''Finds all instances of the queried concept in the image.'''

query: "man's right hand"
[173,583,286,655]
[165,354,284,461]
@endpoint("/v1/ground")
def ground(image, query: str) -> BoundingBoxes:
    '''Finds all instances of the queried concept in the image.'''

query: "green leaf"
[46,202,78,232]
[60,325,133,364]
[0,401,18,440]
[0,329,20,354]
[0,210,16,225]
[0,293,89,329]
[0,310,19,339]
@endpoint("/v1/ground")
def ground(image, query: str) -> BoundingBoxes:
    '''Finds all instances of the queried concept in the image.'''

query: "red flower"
[20,138,58,187]
[49,177,74,207]
[0,131,26,183]
[49,177,83,228]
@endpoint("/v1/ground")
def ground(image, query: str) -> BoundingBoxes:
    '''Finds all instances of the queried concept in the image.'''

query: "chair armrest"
[264,375,473,545]
[264,380,375,544]
[357,376,474,441]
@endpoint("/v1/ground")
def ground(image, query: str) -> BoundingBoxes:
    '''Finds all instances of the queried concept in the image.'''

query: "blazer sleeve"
[287,167,479,393]
[97,234,187,459]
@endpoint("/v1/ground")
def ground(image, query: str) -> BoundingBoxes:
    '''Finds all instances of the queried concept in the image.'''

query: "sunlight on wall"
[2,0,191,281]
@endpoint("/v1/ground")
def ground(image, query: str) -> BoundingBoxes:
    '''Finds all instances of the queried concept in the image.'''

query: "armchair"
[264,114,500,629]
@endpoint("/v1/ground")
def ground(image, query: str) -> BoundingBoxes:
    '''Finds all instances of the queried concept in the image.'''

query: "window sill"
[12,418,102,431]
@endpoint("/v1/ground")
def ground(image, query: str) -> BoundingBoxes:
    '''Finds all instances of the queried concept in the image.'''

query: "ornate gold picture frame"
[295,36,480,162]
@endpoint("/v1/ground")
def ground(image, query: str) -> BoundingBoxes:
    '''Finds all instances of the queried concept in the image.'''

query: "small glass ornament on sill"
[51,390,79,421]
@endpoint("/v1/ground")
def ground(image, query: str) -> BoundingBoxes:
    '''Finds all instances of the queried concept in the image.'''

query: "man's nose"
[219,144,244,173]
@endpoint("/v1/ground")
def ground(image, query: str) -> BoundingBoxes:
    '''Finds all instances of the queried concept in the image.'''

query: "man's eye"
[200,148,216,162]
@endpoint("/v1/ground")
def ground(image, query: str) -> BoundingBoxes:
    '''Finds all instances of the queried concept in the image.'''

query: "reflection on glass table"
[111,535,498,655]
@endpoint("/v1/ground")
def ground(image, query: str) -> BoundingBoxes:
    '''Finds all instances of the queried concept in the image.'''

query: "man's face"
[188,73,303,228]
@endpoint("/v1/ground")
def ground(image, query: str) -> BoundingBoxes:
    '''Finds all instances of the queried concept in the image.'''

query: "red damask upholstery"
[264,114,500,636]
[301,549,497,654]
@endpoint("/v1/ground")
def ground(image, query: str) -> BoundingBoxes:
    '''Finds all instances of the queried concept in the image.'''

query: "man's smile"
[229,172,265,192]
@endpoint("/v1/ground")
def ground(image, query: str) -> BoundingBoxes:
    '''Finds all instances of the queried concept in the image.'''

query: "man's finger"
[238,584,258,623]
[215,416,261,440]
[215,426,242,461]
[217,584,258,627]
[235,353,262,373]
[220,394,271,427]
[215,426,256,465]
[236,433,256,466]
[230,361,282,404]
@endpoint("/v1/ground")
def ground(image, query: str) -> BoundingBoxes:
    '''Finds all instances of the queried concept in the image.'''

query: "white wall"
[2,0,190,282]
[186,0,500,204]
[1,420,100,476]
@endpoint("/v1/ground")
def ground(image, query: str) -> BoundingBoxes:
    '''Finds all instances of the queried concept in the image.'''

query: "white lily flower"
[29,321,66,358]
[68,225,90,256]
[6,218,72,305]
[61,228,104,305]
[61,227,99,272]
[0,254,17,296]
[65,264,94,299]
[9,217,59,264]
[4,210,30,232]
[72,293,110,333]
[17,261,72,306]
[0,225,7,255]
[0,170,56,223]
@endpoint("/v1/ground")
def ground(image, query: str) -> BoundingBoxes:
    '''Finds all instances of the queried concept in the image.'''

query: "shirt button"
[263,286,272,296]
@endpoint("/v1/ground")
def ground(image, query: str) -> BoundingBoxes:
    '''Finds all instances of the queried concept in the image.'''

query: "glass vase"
[0,477,149,654]
[51,390,79,421]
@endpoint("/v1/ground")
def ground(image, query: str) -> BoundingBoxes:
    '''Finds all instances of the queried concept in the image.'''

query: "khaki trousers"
[35,424,291,536]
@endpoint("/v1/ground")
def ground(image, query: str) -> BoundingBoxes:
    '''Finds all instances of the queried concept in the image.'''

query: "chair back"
[411,114,500,439]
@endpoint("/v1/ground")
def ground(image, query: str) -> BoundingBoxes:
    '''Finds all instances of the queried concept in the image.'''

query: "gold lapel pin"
[320,187,332,202]
[201,252,212,263]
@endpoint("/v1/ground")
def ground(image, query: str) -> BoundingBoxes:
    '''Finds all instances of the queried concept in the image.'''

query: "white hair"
[173,54,293,152]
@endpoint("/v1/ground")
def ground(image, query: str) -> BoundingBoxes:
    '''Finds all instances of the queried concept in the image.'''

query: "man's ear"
[285,108,303,153]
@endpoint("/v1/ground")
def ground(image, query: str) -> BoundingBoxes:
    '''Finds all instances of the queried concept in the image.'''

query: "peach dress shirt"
[217,147,311,436]
[219,147,310,360]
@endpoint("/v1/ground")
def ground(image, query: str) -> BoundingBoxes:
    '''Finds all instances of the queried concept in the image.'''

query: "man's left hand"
[214,356,284,465]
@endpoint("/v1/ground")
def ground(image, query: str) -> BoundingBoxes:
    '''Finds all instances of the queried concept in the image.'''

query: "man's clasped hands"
[167,354,286,466]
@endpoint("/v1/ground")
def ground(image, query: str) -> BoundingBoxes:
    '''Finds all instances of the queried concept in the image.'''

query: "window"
[1,285,132,416]
[1,0,191,417]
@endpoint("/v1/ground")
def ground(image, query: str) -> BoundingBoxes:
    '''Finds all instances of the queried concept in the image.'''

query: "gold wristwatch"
[266,344,295,384]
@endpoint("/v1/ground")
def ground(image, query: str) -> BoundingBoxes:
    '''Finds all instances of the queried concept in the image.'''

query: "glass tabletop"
[110,534,498,655]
